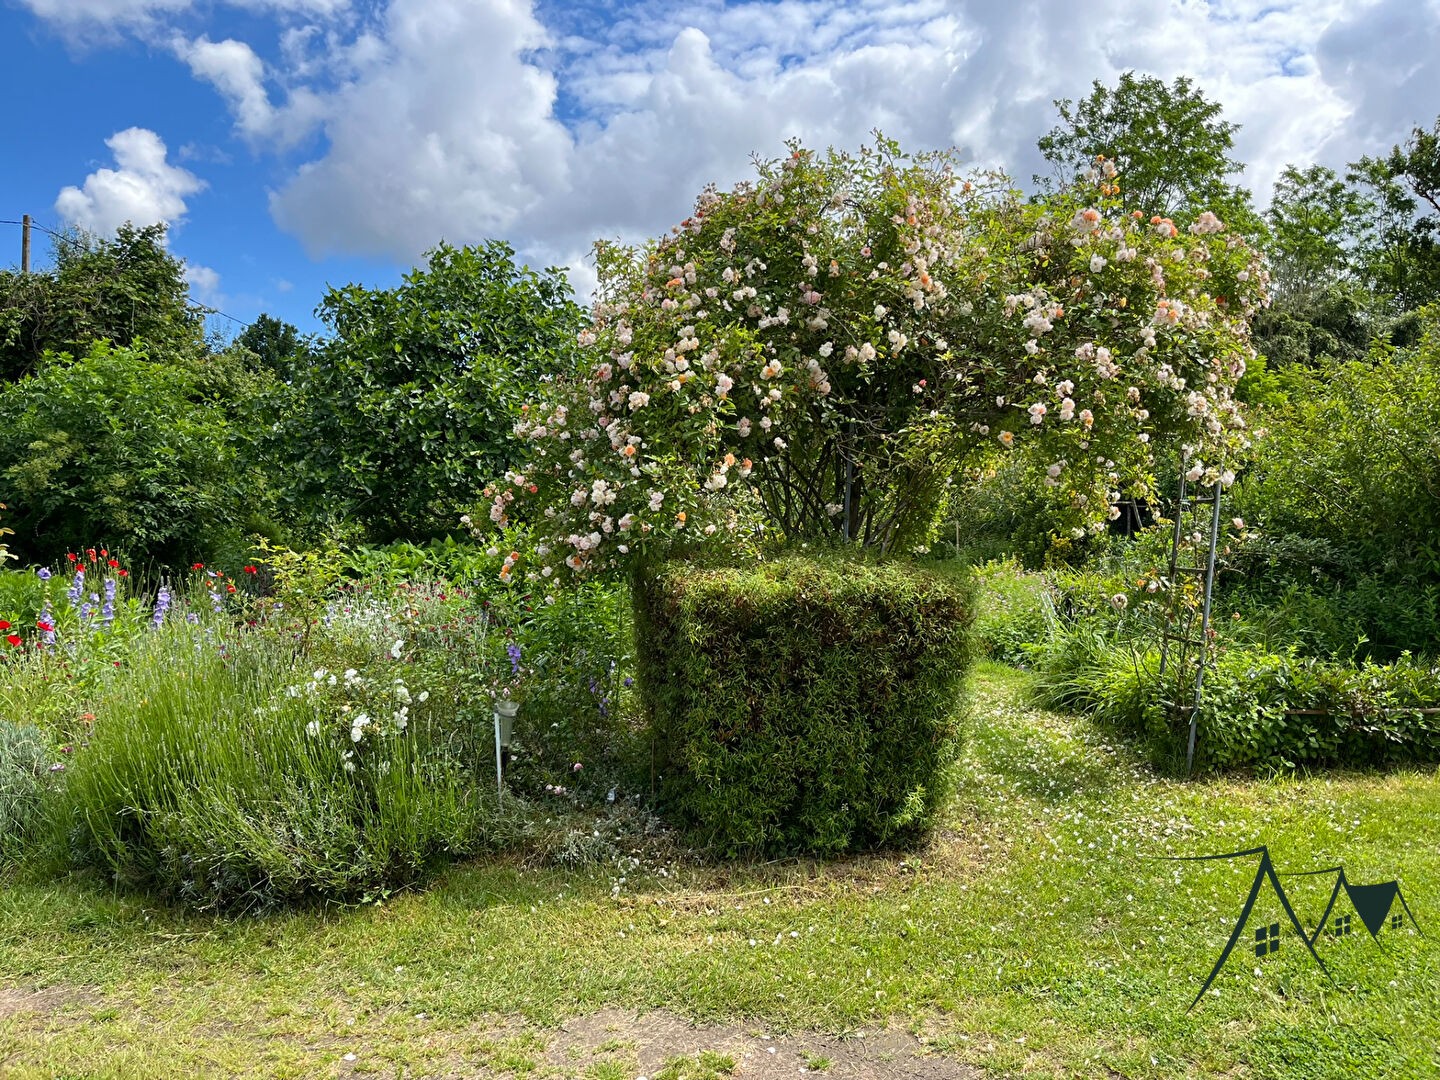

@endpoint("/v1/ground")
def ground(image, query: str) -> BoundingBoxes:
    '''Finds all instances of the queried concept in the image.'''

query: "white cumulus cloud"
[19,0,190,29]
[1315,0,1440,158]
[264,0,1377,278]
[172,34,324,145]
[22,0,1440,299]
[19,0,348,31]
[55,127,206,238]
[269,0,574,260]
[183,261,222,301]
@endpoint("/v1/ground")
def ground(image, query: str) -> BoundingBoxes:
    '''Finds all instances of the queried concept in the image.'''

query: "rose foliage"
[480,139,1268,581]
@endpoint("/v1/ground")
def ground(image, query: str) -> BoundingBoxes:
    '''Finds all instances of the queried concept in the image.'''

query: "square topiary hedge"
[634,553,974,856]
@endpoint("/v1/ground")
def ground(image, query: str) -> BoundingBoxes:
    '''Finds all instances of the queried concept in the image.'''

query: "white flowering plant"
[477,138,1267,580]
[285,657,430,775]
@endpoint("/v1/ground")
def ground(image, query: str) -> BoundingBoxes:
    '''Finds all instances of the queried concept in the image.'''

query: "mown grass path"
[2,663,1437,1078]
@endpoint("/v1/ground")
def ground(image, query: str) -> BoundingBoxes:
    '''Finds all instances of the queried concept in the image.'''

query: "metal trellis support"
[1156,457,1225,776]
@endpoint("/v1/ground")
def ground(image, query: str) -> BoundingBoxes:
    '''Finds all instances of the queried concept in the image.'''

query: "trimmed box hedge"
[634,553,974,856]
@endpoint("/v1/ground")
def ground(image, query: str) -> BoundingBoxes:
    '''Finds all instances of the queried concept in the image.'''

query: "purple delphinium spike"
[36,567,52,581]
[506,642,522,674]
[67,570,85,606]
[39,602,55,648]
[101,578,117,630]
[152,584,172,629]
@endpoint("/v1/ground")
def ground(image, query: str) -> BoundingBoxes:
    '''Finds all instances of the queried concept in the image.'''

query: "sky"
[1,0,1437,338]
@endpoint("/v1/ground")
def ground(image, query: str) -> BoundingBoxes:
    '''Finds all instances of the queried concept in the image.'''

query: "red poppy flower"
[66,553,77,563]
[36,620,54,633]
[225,583,237,594]
[0,620,9,630]
[101,549,108,557]
[192,563,205,571]
[243,566,258,575]
[108,558,119,568]
[5,634,21,647]
[118,569,129,577]
[86,549,96,562]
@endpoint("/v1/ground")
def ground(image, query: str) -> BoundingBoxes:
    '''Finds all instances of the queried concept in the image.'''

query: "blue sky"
[2,0,1436,339]
[2,3,402,335]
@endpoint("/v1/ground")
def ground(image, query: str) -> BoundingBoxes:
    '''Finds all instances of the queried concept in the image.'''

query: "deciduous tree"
[1037,73,1260,235]
[279,241,585,540]
[0,223,205,382]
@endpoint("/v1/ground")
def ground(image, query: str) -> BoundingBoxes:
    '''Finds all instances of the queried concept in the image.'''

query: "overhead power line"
[2,216,251,328]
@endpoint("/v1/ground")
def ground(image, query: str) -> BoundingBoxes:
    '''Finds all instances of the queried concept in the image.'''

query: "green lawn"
[2,663,1437,1078]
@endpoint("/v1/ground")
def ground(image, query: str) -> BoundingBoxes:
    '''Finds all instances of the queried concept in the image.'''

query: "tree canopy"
[0,223,206,382]
[0,341,265,564]
[480,139,1265,581]
[1037,72,1259,235]
[276,240,586,540]
[235,313,307,375]
[1348,117,1440,311]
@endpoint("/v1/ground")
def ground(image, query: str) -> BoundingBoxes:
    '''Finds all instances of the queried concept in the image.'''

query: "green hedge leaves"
[635,554,974,856]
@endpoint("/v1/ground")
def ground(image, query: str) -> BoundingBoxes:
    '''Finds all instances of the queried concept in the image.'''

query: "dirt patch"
[1,987,981,1078]
[0,985,89,1020]
[546,1006,980,1078]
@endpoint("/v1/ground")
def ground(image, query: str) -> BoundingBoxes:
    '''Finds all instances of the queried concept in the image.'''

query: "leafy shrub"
[337,532,540,589]
[0,342,270,566]
[308,539,645,799]
[0,505,14,567]
[504,582,644,799]
[0,223,208,383]
[1012,525,1440,773]
[634,553,973,856]
[1032,622,1440,772]
[970,559,1053,665]
[0,720,49,864]
[277,241,584,541]
[1230,312,1440,658]
[1201,650,1440,769]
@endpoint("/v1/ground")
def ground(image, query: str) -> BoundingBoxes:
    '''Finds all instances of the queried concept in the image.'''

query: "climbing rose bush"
[478,139,1268,581]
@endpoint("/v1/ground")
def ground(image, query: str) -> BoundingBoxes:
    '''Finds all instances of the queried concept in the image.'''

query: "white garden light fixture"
[493,698,519,795]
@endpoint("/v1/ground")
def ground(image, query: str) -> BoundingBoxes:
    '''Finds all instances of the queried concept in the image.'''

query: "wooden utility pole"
[21,214,31,273]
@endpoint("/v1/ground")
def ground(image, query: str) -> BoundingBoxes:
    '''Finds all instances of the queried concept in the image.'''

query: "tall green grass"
[44,621,515,910]
[1028,621,1440,773]
[0,719,49,863]
[968,557,1055,665]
